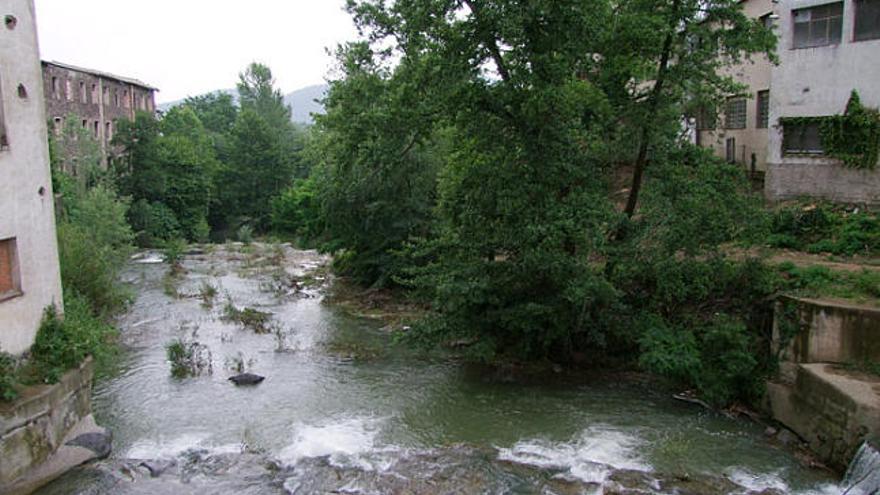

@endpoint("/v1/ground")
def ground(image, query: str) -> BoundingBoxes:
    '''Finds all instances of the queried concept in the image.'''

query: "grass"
[222,302,273,334]
[777,263,880,304]
[199,281,218,307]
[840,360,880,378]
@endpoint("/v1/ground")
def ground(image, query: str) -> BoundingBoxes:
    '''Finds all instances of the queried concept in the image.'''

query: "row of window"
[52,116,114,141]
[49,76,152,111]
[696,90,771,131]
[792,0,879,48]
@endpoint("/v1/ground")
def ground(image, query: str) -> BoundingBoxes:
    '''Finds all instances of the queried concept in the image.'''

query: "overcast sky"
[33,1,358,103]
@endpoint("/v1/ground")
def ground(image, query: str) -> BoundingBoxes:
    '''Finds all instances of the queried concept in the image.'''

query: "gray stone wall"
[0,358,94,487]
[765,161,880,205]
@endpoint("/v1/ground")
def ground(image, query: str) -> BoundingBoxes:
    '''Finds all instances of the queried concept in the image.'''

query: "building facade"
[0,0,64,355]
[696,0,776,176]
[765,0,880,204]
[42,60,157,170]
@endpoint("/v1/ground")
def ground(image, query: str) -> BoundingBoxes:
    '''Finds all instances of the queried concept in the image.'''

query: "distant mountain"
[157,84,329,125]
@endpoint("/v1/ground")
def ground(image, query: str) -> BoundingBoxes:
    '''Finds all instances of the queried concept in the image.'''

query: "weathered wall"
[697,0,774,173]
[0,0,64,355]
[42,61,157,169]
[0,358,94,488]
[768,296,880,471]
[774,296,880,364]
[767,364,880,472]
[765,0,880,203]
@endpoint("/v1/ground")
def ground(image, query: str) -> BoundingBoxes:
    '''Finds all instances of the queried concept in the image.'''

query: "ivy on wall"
[780,91,880,170]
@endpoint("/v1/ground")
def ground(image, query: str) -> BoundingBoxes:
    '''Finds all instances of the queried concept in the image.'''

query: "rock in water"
[66,431,113,459]
[228,373,265,386]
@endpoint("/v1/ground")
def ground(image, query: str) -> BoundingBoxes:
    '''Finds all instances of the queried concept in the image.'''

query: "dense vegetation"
[14,2,876,409]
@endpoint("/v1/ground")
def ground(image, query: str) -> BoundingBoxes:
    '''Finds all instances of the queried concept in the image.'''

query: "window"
[91,83,98,103]
[114,90,119,107]
[760,13,774,29]
[855,0,880,41]
[756,90,770,128]
[724,97,747,129]
[51,77,59,98]
[65,79,72,101]
[783,120,824,154]
[0,238,22,301]
[53,117,62,136]
[793,2,843,48]
[93,121,99,138]
[79,81,86,103]
[103,86,109,105]
[726,138,738,163]
[105,121,112,141]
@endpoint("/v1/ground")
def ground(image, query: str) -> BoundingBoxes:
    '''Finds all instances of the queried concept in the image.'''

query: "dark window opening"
[726,137,738,163]
[4,15,16,30]
[756,90,770,129]
[17,83,27,98]
[783,121,824,154]
[855,0,880,41]
[793,2,843,48]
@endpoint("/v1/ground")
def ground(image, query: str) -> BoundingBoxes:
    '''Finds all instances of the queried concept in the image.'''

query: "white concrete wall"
[766,0,880,202]
[0,0,64,355]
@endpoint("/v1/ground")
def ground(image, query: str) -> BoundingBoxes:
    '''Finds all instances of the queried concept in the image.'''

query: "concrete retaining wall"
[774,296,880,365]
[765,161,880,205]
[0,358,93,488]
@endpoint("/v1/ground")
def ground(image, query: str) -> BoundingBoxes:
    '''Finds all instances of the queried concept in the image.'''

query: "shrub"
[767,202,880,256]
[0,351,18,401]
[162,238,188,268]
[222,303,272,333]
[30,297,117,383]
[236,224,254,244]
[57,223,131,318]
[270,177,322,242]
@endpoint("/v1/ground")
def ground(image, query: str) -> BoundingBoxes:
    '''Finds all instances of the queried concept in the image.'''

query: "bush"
[0,351,18,401]
[270,177,322,242]
[58,223,131,317]
[30,297,117,383]
[767,202,880,256]
[236,224,254,244]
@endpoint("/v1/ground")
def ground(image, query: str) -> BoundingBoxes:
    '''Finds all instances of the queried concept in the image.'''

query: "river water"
[37,244,847,494]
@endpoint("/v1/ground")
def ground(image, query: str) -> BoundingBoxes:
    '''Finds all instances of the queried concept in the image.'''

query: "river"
[36,243,846,494]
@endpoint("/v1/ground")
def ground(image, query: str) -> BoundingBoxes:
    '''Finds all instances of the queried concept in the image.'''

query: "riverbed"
[37,243,844,494]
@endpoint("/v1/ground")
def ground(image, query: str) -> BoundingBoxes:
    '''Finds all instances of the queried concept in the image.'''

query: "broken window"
[793,2,843,48]
[724,97,747,129]
[855,0,880,41]
[0,238,22,301]
[756,90,770,129]
[783,121,824,154]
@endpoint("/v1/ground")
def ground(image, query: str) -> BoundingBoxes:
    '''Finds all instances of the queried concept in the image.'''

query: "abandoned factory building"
[41,60,158,170]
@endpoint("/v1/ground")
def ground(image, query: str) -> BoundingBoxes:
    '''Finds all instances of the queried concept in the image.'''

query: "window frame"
[724,96,747,130]
[0,238,23,303]
[854,0,880,41]
[782,119,825,155]
[756,90,770,129]
[792,2,844,49]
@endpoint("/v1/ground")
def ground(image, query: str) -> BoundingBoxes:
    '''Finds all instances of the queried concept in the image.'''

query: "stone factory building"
[0,0,64,355]
[42,60,158,170]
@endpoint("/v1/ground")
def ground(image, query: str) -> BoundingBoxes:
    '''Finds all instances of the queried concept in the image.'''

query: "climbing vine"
[780,91,880,170]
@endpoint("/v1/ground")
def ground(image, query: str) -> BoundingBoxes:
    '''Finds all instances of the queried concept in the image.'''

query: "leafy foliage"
[767,202,880,256]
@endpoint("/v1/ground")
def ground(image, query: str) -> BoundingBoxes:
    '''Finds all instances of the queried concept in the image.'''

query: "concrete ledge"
[774,296,880,364]
[0,357,98,490]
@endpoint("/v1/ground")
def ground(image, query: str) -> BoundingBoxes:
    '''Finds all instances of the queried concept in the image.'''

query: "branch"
[462,0,511,82]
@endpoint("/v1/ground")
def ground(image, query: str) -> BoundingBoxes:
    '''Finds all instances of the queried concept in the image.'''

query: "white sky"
[33,0,358,103]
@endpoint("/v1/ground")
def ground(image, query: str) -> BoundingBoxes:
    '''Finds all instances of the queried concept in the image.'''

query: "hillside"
[157,84,328,125]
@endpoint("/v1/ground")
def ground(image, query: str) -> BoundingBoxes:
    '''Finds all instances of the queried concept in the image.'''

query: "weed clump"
[222,303,273,333]
[166,338,212,378]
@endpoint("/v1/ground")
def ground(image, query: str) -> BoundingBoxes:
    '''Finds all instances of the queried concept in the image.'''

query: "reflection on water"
[37,244,841,494]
